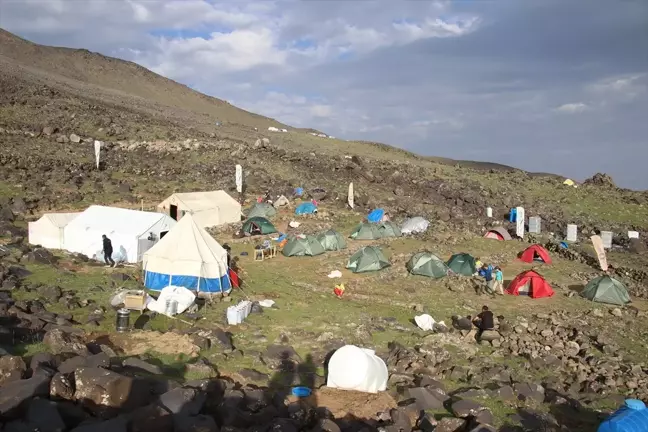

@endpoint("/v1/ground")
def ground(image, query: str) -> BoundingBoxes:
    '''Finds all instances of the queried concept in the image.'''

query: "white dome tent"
[326,345,388,393]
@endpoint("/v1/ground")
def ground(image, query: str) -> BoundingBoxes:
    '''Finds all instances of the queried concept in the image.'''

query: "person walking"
[493,266,505,295]
[478,263,494,295]
[102,234,115,267]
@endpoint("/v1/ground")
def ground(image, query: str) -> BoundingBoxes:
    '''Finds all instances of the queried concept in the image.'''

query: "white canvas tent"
[28,212,81,249]
[63,205,176,264]
[157,190,242,228]
[143,213,231,294]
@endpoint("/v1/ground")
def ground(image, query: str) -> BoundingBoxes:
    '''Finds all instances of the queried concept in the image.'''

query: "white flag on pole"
[94,140,101,170]
[235,164,243,193]
[515,206,525,238]
[348,182,354,209]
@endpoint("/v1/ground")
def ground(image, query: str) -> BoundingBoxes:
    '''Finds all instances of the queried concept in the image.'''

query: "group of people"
[452,305,497,340]
[475,257,504,296]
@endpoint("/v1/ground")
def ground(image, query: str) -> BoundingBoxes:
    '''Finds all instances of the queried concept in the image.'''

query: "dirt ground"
[89,331,201,357]
[297,387,398,420]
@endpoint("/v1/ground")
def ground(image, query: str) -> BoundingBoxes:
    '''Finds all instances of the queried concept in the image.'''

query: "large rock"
[0,373,52,416]
[262,345,301,370]
[70,416,128,432]
[50,372,75,400]
[435,417,467,432]
[73,367,154,417]
[122,357,163,375]
[451,399,485,418]
[406,387,448,410]
[0,355,26,386]
[26,397,66,432]
[158,387,206,416]
[514,382,545,404]
[43,328,89,356]
[69,134,81,143]
[128,404,173,432]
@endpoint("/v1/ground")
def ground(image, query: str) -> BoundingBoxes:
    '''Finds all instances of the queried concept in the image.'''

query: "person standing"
[493,267,505,295]
[102,234,115,267]
[478,264,494,295]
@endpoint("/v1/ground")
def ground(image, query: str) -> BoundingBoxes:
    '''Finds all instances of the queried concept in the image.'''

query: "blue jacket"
[479,265,493,281]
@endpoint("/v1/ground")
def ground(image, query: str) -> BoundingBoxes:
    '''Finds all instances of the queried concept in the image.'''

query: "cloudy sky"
[1,0,647,188]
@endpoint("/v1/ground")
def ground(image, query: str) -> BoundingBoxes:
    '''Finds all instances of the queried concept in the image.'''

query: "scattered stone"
[406,387,448,410]
[0,373,52,416]
[435,417,467,432]
[451,399,485,418]
[0,355,26,386]
[610,308,623,317]
[238,368,269,382]
[158,387,206,416]
[26,397,66,432]
[122,357,163,375]
[43,328,89,356]
[70,134,81,143]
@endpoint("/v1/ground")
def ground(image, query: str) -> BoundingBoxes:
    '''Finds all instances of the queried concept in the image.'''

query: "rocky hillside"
[1,28,647,241]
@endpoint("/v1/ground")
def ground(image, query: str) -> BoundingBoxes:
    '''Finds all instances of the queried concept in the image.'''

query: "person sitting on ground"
[452,315,473,332]
[493,266,504,295]
[465,306,495,340]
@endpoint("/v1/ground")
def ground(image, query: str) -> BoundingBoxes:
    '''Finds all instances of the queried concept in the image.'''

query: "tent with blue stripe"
[143,213,231,294]
[295,202,318,215]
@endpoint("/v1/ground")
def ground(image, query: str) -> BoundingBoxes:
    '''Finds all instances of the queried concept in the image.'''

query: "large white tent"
[157,190,242,228]
[63,205,176,264]
[28,212,81,249]
[143,213,231,294]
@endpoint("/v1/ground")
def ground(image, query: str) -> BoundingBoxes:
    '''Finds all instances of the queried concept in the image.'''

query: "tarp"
[484,227,512,241]
[295,202,318,215]
[520,244,552,264]
[581,275,631,306]
[317,230,347,251]
[143,213,231,293]
[273,195,290,208]
[446,253,477,276]
[598,399,648,432]
[246,202,277,219]
[241,217,277,236]
[506,270,554,299]
[350,223,382,240]
[401,217,429,235]
[147,286,196,316]
[282,235,326,257]
[346,246,390,273]
[407,252,449,278]
[367,209,385,223]
[378,221,401,238]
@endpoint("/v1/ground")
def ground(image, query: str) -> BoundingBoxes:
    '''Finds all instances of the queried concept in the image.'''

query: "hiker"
[474,257,483,274]
[493,266,504,295]
[465,306,495,340]
[102,234,115,267]
[478,264,494,295]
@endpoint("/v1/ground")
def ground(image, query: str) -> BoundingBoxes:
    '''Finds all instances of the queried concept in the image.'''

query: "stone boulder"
[73,367,154,417]
[0,355,26,386]
[0,372,52,416]
[43,328,89,356]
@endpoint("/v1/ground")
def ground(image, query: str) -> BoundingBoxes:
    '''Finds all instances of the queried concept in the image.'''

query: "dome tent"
[581,275,631,306]
[143,213,231,294]
[346,246,390,273]
[326,345,388,393]
[401,217,429,235]
[506,270,554,299]
[350,223,382,240]
[241,217,277,236]
[407,252,449,279]
[317,230,347,251]
[282,235,325,257]
[484,227,512,241]
[446,253,477,276]
[246,202,277,219]
[519,244,552,264]
[378,221,402,238]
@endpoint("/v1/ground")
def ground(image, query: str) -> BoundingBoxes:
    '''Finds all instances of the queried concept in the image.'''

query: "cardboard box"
[123,290,146,310]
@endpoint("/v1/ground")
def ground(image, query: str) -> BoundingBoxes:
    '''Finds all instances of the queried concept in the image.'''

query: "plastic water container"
[227,300,252,325]
[509,208,517,223]
[486,207,493,218]
[326,345,388,393]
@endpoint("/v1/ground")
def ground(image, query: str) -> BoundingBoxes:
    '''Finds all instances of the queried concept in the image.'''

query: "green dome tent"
[317,230,347,251]
[282,235,326,257]
[350,223,383,240]
[379,221,402,238]
[446,253,477,276]
[241,217,277,236]
[346,246,391,273]
[407,252,449,279]
[246,202,277,219]
[580,275,631,306]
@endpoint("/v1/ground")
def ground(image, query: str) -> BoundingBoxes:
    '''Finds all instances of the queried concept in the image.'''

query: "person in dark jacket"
[102,235,115,267]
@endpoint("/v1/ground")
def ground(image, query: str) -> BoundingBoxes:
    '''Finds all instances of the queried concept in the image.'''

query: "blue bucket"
[291,386,312,397]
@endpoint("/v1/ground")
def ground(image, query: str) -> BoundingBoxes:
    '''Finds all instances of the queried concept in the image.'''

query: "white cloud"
[310,104,333,118]
[555,102,590,113]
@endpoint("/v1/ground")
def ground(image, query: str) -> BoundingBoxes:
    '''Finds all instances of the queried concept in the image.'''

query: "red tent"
[519,244,552,264]
[506,270,554,299]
